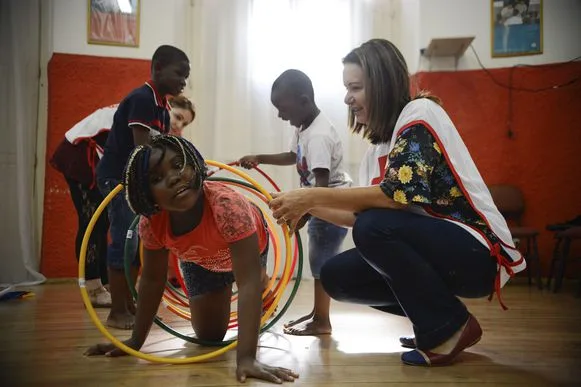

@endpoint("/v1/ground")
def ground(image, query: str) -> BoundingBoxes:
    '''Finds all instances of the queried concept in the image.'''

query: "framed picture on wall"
[491,0,542,57]
[87,0,140,47]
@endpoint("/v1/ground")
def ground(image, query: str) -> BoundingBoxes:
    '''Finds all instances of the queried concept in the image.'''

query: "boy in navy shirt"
[96,45,190,329]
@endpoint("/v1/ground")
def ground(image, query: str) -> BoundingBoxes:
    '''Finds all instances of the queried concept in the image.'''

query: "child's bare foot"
[106,310,135,330]
[283,317,331,336]
[284,312,314,328]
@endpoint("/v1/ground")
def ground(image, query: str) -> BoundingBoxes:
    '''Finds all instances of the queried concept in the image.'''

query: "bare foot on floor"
[284,312,314,328]
[106,311,135,330]
[283,318,331,336]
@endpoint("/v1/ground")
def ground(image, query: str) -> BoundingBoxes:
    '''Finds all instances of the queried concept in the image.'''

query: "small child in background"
[239,69,351,336]
[96,45,190,329]
[50,105,116,307]
[86,135,298,384]
[50,96,196,304]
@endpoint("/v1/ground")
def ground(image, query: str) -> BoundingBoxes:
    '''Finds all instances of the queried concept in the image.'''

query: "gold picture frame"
[87,0,140,47]
[491,0,543,57]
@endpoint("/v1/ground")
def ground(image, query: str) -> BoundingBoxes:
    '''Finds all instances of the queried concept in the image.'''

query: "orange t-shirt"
[139,181,268,272]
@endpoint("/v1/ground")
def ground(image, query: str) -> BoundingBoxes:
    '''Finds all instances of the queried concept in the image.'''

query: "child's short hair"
[169,95,196,122]
[271,69,315,101]
[124,135,206,217]
[151,45,189,70]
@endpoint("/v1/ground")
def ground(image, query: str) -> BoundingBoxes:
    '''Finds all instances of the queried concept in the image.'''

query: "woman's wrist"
[309,187,329,209]
[237,355,256,366]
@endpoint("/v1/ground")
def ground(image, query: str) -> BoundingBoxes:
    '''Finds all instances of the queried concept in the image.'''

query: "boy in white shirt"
[239,69,350,336]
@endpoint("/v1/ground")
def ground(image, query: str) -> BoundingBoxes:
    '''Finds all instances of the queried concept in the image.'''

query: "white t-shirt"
[65,104,117,145]
[358,142,390,187]
[289,113,351,188]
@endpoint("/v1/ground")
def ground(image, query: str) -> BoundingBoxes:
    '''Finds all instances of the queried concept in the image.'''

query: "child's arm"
[84,248,168,357]
[239,152,296,169]
[313,168,330,187]
[229,233,298,383]
[129,247,169,347]
[127,93,167,146]
[132,126,151,146]
[229,234,262,364]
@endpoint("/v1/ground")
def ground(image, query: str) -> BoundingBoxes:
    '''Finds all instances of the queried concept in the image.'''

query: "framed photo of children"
[491,0,542,57]
[87,0,140,47]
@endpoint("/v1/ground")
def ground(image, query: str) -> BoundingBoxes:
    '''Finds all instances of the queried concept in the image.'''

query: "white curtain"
[0,0,46,287]
[183,0,395,276]
[184,0,394,188]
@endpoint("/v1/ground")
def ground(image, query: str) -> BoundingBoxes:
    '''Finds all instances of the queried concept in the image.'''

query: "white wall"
[52,0,189,57]
[411,0,581,73]
[392,0,421,75]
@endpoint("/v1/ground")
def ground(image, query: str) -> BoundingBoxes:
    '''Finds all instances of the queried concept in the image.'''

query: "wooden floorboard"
[1,280,580,386]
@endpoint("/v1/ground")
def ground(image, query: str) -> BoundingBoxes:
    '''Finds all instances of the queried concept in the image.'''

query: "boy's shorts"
[97,178,139,270]
[307,217,348,279]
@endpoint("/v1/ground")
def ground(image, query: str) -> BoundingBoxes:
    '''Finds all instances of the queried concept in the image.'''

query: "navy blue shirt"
[96,82,170,180]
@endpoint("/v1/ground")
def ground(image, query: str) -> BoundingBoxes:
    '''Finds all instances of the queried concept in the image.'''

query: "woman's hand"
[268,190,313,230]
[236,358,299,384]
[84,338,141,357]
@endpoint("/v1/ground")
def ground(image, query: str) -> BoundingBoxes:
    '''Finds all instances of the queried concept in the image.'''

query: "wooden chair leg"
[554,238,571,293]
[546,237,562,289]
[531,236,542,290]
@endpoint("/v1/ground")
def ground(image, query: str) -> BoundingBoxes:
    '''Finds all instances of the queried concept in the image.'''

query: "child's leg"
[90,185,110,287]
[284,217,347,336]
[181,260,234,342]
[66,178,111,306]
[98,178,138,330]
[66,178,101,283]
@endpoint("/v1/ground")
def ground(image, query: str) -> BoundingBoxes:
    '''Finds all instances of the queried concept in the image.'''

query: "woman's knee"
[320,258,351,302]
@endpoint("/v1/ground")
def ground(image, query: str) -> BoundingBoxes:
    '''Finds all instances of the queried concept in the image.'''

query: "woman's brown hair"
[343,39,441,144]
[168,95,196,122]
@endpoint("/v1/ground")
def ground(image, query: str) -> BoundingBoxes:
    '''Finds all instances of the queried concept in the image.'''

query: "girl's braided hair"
[123,135,207,217]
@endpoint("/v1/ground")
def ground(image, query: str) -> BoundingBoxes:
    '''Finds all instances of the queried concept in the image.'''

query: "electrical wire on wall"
[469,45,581,138]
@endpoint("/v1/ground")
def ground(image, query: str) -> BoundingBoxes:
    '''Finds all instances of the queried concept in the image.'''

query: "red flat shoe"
[401,314,482,366]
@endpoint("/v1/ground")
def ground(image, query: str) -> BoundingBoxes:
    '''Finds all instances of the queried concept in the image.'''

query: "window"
[249,0,352,98]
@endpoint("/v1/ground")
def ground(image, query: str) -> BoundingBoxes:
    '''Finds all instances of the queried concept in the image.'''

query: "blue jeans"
[97,178,139,270]
[320,208,497,350]
[307,217,348,279]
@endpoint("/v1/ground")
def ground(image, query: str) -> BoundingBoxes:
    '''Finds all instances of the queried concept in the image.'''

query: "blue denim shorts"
[97,178,139,270]
[179,242,269,297]
[307,217,348,279]
[180,203,269,297]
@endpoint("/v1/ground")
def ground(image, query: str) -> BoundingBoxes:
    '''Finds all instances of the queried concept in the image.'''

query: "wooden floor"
[1,280,580,386]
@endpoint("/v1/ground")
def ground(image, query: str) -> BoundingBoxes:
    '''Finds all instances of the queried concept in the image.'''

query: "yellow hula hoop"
[78,160,293,364]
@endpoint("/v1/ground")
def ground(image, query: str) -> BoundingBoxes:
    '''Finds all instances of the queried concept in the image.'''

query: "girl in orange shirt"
[85,135,298,384]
